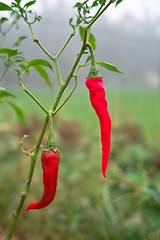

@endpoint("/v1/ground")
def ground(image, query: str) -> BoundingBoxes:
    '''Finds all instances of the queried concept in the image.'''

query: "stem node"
[34,38,39,43]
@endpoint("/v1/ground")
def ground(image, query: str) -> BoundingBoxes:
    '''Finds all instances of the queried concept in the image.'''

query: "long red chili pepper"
[26,110,60,211]
[85,77,111,178]
[25,149,60,211]
[85,43,111,178]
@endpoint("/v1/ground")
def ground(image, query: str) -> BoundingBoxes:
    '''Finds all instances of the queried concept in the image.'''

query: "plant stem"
[53,30,88,110]
[53,75,77,115]
[53,58,63,85]
[86,42,96,67]
[86,42,101,78]
[86,0,114,30]
[93,0,106,20]
[47,110,56,149]
[56,31,75,58]
[28,23,54,61]
[20,81,48,114]
[0,66,9,82]
[6,117,49,240]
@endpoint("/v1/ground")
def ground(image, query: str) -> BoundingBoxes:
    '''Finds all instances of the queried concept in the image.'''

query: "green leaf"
[79,26,85,41]
[0,17,8,24]
[0,2,12,11]
[0,48,18,57]
[74,2,82,9]
[92,1,98,7]
[88,33,96,50]
[79,27,96,50]
[24,0,36,9]
[12,69,21,76]
[96,61,123,73]
[99,0,107,4]
[14,0,22,4]
[115,0,123,7]
[0,87,16,99]
[24,59,53,73]
[34,66,52,89]
[19,64,29,74]
[8,102,24,124]
[85,55,91,64]
[13,36,27,47]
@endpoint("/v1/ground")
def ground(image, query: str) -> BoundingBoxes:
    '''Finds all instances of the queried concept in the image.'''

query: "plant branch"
[93,0,106,20]
[86,0,115,30]
[53,58,63,85]
[0,66,10,82]
[52,29,88,110]
[6,117,49,240]
[56,31,75,58]
[86,42,96,67]
[19,81,48,114]
[53,74,78,115]
[28,23,54,61]
[47,110,56,149]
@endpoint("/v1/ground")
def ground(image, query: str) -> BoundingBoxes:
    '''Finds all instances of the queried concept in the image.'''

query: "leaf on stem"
[0,17,8,24]
[88,33,96,50]
[24,59,53,72]
[13,36,27,47]
[115,0,124,7]
[14,0,22,4]
[0,48,18,57]
[12,69,21,77]
[19,64,29,74]
[79,26,96,50]
[99,0,107,4]
[24,0,37,9]
[96,61,123,73]
[85,55,91,64]
[8,101,24,124]
[0,87,16,99]
[0,2,12,11]
[34,66,52,89]
[74,2,82,9]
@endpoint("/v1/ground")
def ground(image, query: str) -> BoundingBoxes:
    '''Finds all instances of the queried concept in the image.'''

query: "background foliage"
[0,89,160,240]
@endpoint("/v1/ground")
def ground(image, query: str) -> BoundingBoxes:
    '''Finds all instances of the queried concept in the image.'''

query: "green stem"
[86,42,100,78]
[53,30,87,110]
[86,0,114,30]
[20,81,48,114]
[28,23,54,61]
[0,66,9,82]
[47,110,56,149]
[93,0,106,20]
[6,117,49,240]
[53,74,77,115]
[53,58,63,85]
[56,31,75,58]
[86,42,96,68]
[2,19,16,36]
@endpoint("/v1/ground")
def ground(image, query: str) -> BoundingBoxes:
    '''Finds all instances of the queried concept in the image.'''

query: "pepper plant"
[0,0,123,239]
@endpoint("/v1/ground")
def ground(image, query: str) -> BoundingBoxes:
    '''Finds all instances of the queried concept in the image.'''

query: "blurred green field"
[0,89,160,240]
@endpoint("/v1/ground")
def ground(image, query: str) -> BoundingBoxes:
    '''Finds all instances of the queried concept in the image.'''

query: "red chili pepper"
[25,149,60,211]
[85,77,111,178]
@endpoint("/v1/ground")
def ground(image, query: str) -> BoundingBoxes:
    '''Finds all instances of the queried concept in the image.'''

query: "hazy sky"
[1,0,160,23]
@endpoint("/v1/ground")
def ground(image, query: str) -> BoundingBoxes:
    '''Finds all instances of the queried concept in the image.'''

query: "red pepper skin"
[85,77,111,178]
[25,149,60,211]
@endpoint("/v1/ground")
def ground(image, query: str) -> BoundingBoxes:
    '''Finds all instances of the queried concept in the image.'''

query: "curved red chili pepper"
[25,149,60,211]
[85,77,111,178]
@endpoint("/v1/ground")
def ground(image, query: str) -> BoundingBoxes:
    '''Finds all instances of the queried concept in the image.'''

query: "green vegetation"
[0,89,160,239]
